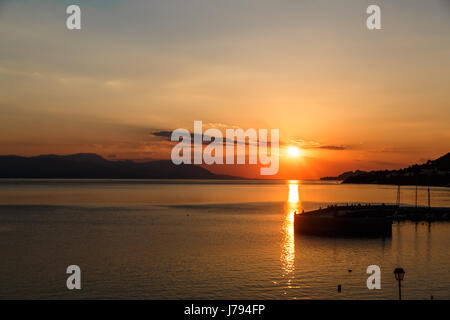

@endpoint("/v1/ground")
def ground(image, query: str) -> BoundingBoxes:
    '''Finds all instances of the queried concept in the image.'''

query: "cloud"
[151,131,172,139]
[152,131,347,151]
[290,138,346,150]
[150,129,273,147]
[318,145,346,150]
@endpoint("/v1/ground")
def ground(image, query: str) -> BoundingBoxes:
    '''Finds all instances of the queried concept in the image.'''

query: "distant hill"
[334,153,450,187]
[321,170,367,181]
[0,153,235,179]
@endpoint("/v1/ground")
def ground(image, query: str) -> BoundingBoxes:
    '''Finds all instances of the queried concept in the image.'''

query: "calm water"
[0,179,449,299]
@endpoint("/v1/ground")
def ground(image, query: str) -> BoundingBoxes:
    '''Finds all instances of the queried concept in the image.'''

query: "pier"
[294,204,450,237]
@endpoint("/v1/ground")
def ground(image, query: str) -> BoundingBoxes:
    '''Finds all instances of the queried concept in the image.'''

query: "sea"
[0,179,449,299]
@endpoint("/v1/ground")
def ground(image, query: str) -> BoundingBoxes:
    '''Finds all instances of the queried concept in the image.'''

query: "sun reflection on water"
[288,183,299,204]
[281,181,302,291]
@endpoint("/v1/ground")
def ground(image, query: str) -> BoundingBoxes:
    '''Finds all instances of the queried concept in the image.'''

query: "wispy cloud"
[318,145,346,150]
[290,138,346,150]
[152,131,348,151]
[150,129,273,147]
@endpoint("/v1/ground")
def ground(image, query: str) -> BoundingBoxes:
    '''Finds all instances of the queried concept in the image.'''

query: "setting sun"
[287,146,301,158]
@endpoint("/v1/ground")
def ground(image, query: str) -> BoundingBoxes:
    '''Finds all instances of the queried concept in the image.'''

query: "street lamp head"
[394,268,405,281]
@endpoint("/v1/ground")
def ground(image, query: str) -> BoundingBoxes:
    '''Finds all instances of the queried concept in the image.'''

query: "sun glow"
[287,146,301,158]
[288,183,299,204]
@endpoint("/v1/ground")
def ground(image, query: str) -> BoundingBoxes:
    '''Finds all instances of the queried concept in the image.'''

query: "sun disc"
[287,146,301,157]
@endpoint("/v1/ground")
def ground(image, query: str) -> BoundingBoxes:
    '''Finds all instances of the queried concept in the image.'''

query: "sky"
[0,0,449,179]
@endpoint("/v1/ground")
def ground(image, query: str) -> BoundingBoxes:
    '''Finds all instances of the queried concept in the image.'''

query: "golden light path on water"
[281,181,303,293]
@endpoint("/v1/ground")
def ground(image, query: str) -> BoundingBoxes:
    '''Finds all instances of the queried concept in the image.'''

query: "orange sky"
[0,0,449,179]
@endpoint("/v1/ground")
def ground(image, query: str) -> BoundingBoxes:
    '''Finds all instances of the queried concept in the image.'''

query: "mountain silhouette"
[320,170,367,181]
[340,153,450,187]
[0,153,235,179]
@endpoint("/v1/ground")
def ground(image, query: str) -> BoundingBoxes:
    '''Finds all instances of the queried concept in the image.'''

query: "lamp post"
[394,268,405,300]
